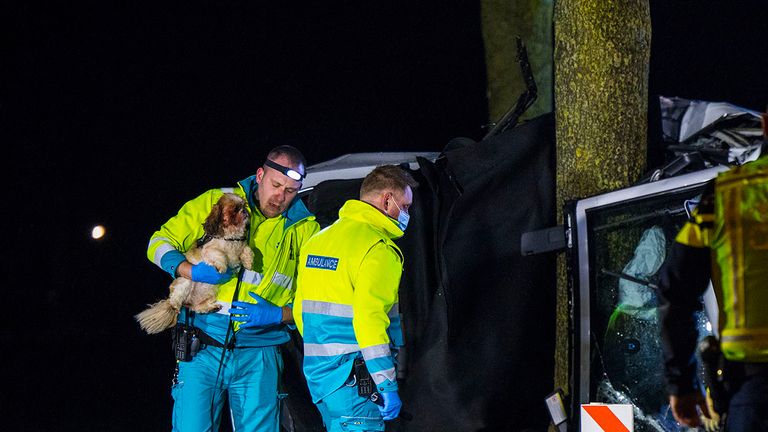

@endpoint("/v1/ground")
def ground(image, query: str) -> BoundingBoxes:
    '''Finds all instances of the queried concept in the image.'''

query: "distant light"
[706,322,712,332]
[91,225,106,240]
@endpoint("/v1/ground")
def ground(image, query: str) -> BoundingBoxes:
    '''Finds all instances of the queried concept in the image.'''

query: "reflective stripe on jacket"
[294,199,405,402]
[146,175,319,346]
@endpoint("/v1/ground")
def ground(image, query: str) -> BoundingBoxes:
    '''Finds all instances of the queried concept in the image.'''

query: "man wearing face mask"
[293,165,417,431]
[146,145,319,431]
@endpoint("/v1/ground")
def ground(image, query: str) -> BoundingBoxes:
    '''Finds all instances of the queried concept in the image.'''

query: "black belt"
[193,327,236,350]
[193,327,266,350]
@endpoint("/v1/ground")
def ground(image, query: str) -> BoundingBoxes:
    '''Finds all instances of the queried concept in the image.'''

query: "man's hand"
[670,392,711,427]
[229,292,283,328]
[377,391,402,420]
[190,262,234,284]
[701,388,722,432]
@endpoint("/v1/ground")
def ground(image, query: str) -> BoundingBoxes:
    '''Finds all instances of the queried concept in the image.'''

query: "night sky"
[7,1,488,332]
[4,1,767,430]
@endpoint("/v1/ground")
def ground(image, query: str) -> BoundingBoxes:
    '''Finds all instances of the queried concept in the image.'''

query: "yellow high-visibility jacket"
[294,199,405,402]
[674,156,768,361]
[711,157,768,361]
[147,175,319,346]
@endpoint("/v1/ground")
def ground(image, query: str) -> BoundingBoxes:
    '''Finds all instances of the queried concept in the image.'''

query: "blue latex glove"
[190,262,234,284]
[229,292,283,328]
[377,391,402,420]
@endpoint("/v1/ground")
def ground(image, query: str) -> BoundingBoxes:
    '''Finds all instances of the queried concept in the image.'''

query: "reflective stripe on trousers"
[315,377,385,432]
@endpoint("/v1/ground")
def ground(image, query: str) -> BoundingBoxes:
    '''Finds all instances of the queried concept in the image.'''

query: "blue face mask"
[391,198,410,231]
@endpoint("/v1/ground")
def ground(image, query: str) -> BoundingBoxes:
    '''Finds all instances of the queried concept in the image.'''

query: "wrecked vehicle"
[558,98,764,431]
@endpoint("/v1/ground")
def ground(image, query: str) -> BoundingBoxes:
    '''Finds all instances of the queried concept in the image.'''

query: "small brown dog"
[135,193,255,334]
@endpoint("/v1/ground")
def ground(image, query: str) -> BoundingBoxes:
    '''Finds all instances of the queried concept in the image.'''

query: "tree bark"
[553,0,651,413]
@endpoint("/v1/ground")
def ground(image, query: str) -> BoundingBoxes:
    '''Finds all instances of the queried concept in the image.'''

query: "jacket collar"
[237,175,314,229]
[338,199,404,240]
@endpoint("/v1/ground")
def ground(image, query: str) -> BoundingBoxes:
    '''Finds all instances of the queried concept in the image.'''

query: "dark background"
[3,1,767,430]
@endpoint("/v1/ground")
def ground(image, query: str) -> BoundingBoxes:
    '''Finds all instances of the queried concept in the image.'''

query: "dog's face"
[202,193,249,238]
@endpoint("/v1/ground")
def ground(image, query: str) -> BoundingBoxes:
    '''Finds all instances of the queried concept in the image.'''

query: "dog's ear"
[203,198,226,236]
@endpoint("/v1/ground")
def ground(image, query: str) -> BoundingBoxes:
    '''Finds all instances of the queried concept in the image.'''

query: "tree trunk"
[480,0,553,123]
[553,0,651,412]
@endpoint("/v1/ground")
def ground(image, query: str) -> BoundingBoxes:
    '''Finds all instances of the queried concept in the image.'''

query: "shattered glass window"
[585,185,715,431]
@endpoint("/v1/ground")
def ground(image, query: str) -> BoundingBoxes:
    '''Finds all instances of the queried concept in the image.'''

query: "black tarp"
[288,112,557,431]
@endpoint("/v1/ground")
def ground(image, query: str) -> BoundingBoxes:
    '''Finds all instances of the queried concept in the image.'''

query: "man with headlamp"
[146,145,319,431]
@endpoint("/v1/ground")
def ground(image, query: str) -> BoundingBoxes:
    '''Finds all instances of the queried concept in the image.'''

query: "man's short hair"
[360,165,419,198]
[266,145,307,169]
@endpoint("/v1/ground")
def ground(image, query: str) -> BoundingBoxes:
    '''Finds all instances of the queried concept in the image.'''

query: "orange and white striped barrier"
[580,404,633,432]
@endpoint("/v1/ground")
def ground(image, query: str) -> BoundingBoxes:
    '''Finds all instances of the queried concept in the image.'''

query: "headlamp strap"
[264,159,305,181]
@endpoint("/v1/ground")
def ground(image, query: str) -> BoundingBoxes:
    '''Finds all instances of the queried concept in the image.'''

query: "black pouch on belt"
[172,324,199,362]
[354,358,375,397]
[172,308,201,362]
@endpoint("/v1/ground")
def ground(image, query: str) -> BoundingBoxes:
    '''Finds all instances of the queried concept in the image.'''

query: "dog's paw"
[209,260,227,273]
[196,301,222,314]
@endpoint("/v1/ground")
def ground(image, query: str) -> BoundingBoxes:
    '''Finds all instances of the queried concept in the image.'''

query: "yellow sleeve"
[352,241,402,349]
[675,210,713,248]
[146,190,219,275]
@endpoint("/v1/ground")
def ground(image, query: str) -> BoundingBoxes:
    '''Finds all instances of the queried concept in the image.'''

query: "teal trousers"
[172,344,282,432]
[315,379,385,432]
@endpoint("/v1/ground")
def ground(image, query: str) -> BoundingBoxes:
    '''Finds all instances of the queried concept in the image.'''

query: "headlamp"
[263,159,305,181]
